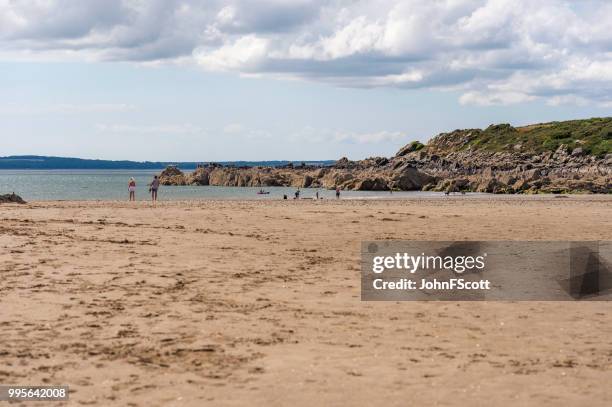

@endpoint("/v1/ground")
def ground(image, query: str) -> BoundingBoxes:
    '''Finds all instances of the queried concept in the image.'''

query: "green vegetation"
[459,117,612,157]
[408,141,425,152]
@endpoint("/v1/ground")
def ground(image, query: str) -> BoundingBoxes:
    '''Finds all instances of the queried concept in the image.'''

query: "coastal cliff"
[160,117,612,193]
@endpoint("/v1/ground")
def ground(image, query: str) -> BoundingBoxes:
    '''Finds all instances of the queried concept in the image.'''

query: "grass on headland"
[445,117,612,157]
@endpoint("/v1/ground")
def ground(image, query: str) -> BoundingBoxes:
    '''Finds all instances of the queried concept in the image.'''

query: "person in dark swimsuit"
[150,175,160,202]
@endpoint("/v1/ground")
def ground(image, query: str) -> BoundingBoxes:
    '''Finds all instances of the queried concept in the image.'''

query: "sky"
[1,0,611,161]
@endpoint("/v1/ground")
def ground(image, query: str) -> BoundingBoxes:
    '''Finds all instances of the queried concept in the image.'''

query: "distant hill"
[0,156,335,170]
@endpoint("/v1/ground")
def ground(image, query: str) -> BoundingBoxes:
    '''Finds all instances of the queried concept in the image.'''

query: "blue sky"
[1,1,611,161]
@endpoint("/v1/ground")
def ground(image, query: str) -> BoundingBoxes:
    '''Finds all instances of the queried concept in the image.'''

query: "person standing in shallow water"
[150,175,160,202]
[128,177,136,201]
[335,187,341,199]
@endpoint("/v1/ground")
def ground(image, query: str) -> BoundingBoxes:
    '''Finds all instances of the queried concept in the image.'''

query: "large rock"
[392,166,434,190]
[475,178,504,193]
[571,147,584,156]
[302,175,314,188]
[187,167,210,185]
[354,178,388,191]
[321,171,354,188]
[395,141,425,157]
[159,166,187,185]
[0,193,26,204]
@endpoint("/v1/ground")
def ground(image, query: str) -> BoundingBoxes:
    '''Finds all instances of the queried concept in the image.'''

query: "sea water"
[0,170,483,201]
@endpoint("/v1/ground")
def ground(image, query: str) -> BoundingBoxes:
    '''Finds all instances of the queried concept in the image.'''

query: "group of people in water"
[127,175,159,202]
[283,187,341,200]
[128,176,342,201]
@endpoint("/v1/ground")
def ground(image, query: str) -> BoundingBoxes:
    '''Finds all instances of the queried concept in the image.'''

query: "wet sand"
[1,196,611,406]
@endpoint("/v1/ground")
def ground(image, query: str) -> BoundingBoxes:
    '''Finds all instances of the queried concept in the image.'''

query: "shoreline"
[3,193,612,202]
[9,193,611,204]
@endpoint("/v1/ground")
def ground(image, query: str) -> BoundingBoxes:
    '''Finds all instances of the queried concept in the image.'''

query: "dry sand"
[1,196,611,406]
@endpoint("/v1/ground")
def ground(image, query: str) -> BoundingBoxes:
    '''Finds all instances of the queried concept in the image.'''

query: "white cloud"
[373,70,424,86]
[223,123,245,134]
[223,123,273,140]
[244,129,273,140]
[0,103,135,114]
[195,35,269,71]
[333,130,405,144]
[459,91,536,106]
[546,95,590,107]
[290,127,406,144]
[96,123,202,134]
[53,103,135,113]
[1,0,612,105]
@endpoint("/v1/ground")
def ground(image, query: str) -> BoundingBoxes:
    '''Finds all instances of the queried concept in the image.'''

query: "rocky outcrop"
[403,140,610,194]
[159,166,187,185]
[159,161,434,191]
[159,118,611,193]
[0,193,26,204]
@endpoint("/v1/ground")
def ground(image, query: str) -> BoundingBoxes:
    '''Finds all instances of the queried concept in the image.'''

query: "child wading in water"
[128,177,136,201]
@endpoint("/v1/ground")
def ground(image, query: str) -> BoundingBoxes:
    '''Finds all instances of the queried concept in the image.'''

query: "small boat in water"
[257,189,270,195]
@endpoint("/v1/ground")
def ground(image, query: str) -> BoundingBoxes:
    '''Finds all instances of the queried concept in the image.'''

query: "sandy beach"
[1,196,611,406]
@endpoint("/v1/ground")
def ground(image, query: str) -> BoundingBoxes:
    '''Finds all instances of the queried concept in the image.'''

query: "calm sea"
[0,170,470,201]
